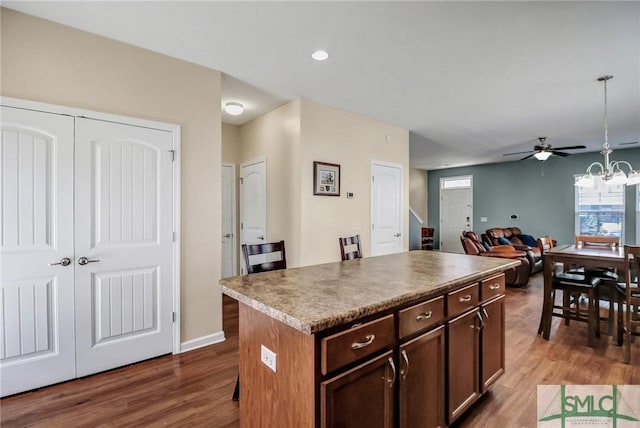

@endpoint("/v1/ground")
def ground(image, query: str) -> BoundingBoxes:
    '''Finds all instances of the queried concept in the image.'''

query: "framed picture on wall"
[313,161,340,196]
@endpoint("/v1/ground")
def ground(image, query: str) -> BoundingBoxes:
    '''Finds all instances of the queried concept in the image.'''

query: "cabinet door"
[447,308,480,424]
[400,326,445,428]
[321,350,395,428]
[481,295,505,391]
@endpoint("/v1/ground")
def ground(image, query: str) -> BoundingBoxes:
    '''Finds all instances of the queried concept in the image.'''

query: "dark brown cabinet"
[399,326,445,428]
[481,295,505,391]
[321,350,395,428]
[446,274,506,425]
[447,308,481,423]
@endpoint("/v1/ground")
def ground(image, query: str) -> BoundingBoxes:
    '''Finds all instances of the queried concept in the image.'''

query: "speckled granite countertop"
[220,251,519,335]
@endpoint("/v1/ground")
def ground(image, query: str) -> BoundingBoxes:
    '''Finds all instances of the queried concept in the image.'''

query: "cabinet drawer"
[480,274,505,301]
[321,314,395,375]
[399,296,444,339]
[447,283,479,317]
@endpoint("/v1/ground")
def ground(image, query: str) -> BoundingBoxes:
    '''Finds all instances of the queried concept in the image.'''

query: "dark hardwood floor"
[1,274,638,427]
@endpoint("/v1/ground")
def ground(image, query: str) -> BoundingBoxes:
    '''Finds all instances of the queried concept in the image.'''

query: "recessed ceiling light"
[225,102,244,116]
[311,50,329,61]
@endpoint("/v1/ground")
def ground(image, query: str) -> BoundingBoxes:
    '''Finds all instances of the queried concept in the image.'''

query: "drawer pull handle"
[489,283,501,290]
[351,334,375,350]
[416,311,433,321]
[459,295,472,303]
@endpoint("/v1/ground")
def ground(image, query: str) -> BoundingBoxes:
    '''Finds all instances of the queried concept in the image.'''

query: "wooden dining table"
[539,244,626,342]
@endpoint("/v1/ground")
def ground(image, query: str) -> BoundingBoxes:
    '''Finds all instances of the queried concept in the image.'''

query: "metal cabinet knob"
[78,257,100,266]
[394,233,402,237]
[223,233,232,238]
[256,235,265,240]
[49,257,71,267]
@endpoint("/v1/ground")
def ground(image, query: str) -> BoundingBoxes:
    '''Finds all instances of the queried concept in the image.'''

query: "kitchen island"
[220,250,519,428]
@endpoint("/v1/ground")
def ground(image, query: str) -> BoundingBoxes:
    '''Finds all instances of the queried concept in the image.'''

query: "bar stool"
[540,272,601,347]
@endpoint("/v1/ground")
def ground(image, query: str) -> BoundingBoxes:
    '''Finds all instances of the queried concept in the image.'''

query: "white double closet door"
[0,104,175,397]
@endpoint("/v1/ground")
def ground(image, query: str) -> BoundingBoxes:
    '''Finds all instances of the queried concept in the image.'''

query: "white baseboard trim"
[179,331,226,353]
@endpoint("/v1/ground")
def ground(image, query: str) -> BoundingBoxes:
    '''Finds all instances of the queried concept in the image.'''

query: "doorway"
[439,175,473,253]
[371,161,403,256]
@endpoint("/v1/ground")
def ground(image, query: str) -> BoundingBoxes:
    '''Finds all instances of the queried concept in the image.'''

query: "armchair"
[460,231,531,287]
[484,227,543,274]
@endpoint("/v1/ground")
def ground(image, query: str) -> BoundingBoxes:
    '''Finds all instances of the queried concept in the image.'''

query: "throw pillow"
[498,237,511,245]
[518,234,538,247]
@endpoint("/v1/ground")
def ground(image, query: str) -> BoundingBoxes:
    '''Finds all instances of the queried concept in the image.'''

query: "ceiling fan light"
[574,174,595,187]
[534,151,552,161]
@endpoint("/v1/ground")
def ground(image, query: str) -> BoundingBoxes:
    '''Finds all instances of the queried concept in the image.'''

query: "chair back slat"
[242,240,286,274]
[575,235,619,248]
[339,235,362,260]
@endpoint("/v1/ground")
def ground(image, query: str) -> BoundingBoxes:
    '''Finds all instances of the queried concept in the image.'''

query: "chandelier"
[574,75,640,187]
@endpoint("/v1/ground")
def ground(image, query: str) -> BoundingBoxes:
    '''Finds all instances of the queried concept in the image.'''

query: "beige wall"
[222,123,241,165]
[237,98,409,268]
[1,8,223,343]
[239,99,302,267]
[410,167,428,224]
[299,99,410,265]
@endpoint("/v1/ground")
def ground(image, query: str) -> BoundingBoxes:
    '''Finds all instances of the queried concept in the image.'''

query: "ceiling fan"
[502,137,587,161]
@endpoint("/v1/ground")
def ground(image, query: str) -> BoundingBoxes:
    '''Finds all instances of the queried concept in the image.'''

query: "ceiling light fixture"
[534,151,552,161]
[225,102,244,116]
[311,50,329,61]
[575,75,640,187]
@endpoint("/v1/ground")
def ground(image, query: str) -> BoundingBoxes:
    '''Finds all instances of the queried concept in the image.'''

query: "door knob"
[256,235,265,240]
[223,233,232,238]
[78,257,100,266]
[49,257,71,267]
[394,233,402,237]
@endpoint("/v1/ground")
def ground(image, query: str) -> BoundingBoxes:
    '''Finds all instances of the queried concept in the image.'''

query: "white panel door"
[440,187,472,253]
[221,163,236,278]
[0,107,76,396]
[371,162,402,256]
[239,159,267,274]
[74,118,174,377]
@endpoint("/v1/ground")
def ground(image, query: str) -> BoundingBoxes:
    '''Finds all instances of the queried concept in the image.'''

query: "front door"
[240,159,267,274]
[0,106,77,396]
[74,117,174,377]
[371,162,403,256]
[440,176,473,253]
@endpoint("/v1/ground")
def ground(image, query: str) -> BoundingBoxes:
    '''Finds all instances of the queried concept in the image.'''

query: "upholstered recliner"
[484,227,543,274]
[460,231,531,287]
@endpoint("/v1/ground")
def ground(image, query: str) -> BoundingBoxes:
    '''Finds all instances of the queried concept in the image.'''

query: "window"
[441,175,472,189]
[575,177,624,237]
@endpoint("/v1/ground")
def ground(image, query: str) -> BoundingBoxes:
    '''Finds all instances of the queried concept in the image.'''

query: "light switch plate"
[261,345,277,372]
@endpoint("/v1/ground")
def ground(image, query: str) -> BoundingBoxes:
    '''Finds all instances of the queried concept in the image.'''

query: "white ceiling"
[5,1,639,170]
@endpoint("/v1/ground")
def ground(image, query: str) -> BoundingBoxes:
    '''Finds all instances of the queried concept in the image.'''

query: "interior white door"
[74,118,174,377]
[239,159,267,273]
[371,162,402,256]
[0,107,76,396]
[440,185,473,253]
[221,163,236,278]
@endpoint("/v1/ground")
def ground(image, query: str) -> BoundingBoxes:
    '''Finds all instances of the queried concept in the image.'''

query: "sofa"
[460,231,531,287]
[483,227,543,274]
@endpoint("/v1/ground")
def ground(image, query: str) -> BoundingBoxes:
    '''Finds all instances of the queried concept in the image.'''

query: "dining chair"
[537,236,555,254]
[242,240,287,274]
[339,235,362,260]
[570,235,621,335]
[616,245,640,364]
[233,240,287,401]
[540,271,601,347]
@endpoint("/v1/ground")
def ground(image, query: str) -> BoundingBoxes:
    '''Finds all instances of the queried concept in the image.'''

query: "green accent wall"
[427,148,640,248]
